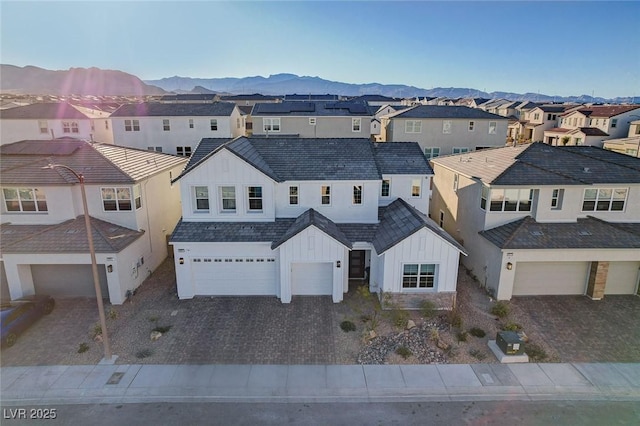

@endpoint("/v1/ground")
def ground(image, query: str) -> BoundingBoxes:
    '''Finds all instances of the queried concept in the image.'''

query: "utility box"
[496,331,525,355]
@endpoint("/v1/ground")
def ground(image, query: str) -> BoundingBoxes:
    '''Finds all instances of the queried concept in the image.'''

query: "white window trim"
[488,188,534,212]
[381,179,391,197]
[352,118,362,132]
[468,121,475,132]
[210,118,218,131]
[352,184,363,205]
[405,120,422,133]
[581,188,628,212]
[489,121,497,134]
[442,120,452,134]
[246,185,263,212]
[101,186,134,212]
[219,185,237,213]
[321,185,331,205]
[411,179,422,198]
[289,186,299,205]
[401,263,438,291]
[424,147,440,160]
[551,188,564,210]
[452,147,470,155]
[263,117,281,133]
[2,187,48,213]
[309,117,316,126]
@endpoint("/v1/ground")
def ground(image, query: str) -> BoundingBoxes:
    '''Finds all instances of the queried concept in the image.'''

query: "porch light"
[179,257,185,265]
[336,261,341,268]
[107,265,113,273]
[506,262,513,270]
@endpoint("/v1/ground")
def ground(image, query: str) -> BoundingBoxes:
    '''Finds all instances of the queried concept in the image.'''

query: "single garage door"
[512,261,589,296]
[32,264,109,298]
[192,257,277,296]
[605,262,640,295]
[291,262,333,296]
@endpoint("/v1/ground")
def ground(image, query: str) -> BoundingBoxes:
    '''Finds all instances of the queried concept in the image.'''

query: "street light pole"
[46,164,112,362]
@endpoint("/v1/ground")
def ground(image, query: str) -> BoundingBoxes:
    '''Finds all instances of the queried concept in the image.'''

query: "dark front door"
[349,250,365,279]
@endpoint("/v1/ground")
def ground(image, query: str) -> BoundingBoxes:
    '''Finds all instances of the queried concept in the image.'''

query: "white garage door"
[291,262,333,296]
[192,256,277,296]
[605,262,640,295]
[32,264,109,298]
[513,262,589,296]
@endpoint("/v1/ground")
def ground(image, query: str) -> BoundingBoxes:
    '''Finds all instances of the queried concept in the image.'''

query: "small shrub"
[469,349,487,361]
[501,322,522,332]
[152,325,172,333]
[457,331,468,342]
[525,343,548,362]
[420,300,437,319]
[490,301,510,318]
[430,327,440,342]
[92,323,102,338]
[469,327,486,338]
[447,309,463,329]
[77,342,89,353]
[340,320,356,332]
[108,308,118,320]
[386,308,409,329]
[135,348,153,359]
[395,346,412,359]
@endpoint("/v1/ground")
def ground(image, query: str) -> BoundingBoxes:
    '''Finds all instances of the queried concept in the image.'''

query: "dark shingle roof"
[570,105,640,118]
[219,94,280,101]
[0,103,89,119]
[538,105,570,113]
[577,127,609,136]
[372,143,433,175]
[0,216,144,253]
[391,105,507,120]
[284,94,339,101]
[184,138,231,171]
[252,101,375,116]
[480,216,640,250]
[170,218,294,243]
[159,94,217,102]
[110,102,236,117]
[271,209,352,249]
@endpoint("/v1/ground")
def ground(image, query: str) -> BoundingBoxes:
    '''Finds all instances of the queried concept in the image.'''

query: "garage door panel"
[32,264,108,297]
[605,262,640,295]
[192,258,277,296]
[513,262,588,296]
[292,262,333,296]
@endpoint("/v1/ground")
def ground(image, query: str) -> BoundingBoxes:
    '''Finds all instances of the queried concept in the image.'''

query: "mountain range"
[1,64,636,104]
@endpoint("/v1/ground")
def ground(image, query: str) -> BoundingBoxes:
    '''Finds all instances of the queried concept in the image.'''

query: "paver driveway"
[512,295,640,363]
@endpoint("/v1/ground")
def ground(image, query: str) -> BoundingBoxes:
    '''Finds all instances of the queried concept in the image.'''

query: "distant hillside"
[0,65,166,96]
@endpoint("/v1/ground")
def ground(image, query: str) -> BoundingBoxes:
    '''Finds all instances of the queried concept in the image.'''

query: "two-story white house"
[170,137,466,308]
[109,102,245,156]
[250,101,376,139]
[430,143,640,301]
[0,139,187,304]
[381,105,509,159]
[603,120,640,158]
[0,103,96,145]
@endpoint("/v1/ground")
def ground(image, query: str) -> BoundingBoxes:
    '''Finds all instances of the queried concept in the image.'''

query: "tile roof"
[271,209,352,249]
[159,94,217,102]
[179,137,386,182]
[170,218,294,243]
[480,216,640,250]
[372,142,433,175]
[0,139,187,185]
[110,102,236,117]
[0,103,90,119]
[284,94,339,101]
[219,94,280,101]
[574,127,609,136]
[545,127,570,133]
[389,105,507,120]
[251,101,375,117]
[568,105,640,118]
[431,142,640,185]
[0,216,144,254]
[538,105,571,113]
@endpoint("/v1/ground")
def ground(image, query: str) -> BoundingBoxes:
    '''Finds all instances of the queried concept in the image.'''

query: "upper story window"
[405,120,422,133]
[611,119,618,128]
[263,118,280,132]
[381,179,390,197]
[321,185,331,205]
[189,119,194,129]
[635,125,640,135]
[402,263,436,289]
[133,184,142,209]
[452,147,470,154]
[468,121,475,131]
[289,186,299,205]
[352,118,361,132]
[353,185,363,205]
[574,137,583,145]
[411,179,421,198]
[193,186,209,212]
[247,186,263,211]
[163,119,171,131]
[220,186,236,212]
[176,146,192,157]
[237,118,242,129]
[453,174,459,192]
[534,113,540,120]
[125,119,140,132]
[309,117,316,126]
[38,120,48,134]
[105,120,109,130]
[582,188,627,212]
[210,119,218,131]
[488,121,497,134]
[3,188,48,212]
[442,120,452,134]
[424,147,440,160]
[63,121,79,134]
[148,146,162,152]
[551,188,564,210]
[480,185,489,210]
[101,187,135,211]
[489,188,533,212]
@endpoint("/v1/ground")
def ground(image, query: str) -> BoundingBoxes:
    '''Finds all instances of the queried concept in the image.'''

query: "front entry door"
[349,250,365,279]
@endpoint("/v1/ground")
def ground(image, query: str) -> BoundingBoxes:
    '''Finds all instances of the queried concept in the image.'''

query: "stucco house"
[603,120,640,158]
[430,143,640,301]
[250,101,376,139]
[0,139,187,304]
[507,105,573,143]
[109,102,245,156]
[381,105,509,158]
[0,103,97,145]
[170,137,466,308]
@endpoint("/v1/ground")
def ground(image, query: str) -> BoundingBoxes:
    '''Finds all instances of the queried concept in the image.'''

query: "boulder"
[150,331,162,341]
[406,320,416,330]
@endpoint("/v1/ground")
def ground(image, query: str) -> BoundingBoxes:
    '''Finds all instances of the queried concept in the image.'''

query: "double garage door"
[192,257,277,296]
[31,264,109,298]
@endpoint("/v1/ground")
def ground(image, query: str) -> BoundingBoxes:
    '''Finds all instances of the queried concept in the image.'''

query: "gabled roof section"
[480,216,640,250]
[372,142,433,175]
[1,139,186,185]
[574,127,609,136]
[0,102,89,120]
[110,102,236,117]
[159,94,217,102]
[571,105,640,118]
[372,198,466,255]
[252,101,375,116]
[219,94,280,101]
[0,216,144,254]
[170,218,294,243]
[389,105,507,120]
[271,209,352,249]
[182,138,232,173]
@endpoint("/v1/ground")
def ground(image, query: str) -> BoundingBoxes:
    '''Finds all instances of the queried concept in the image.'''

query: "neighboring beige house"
[381,105,509,158]
[0,139,187,304]
[508,105,573,143]
[430,143,640,300]
[603,119,640,157]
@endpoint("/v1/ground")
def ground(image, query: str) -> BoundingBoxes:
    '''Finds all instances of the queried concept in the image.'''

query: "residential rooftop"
[110,102,236,117]
[0,102,89,120]
[388,105,507,120]
[251,101,375,116]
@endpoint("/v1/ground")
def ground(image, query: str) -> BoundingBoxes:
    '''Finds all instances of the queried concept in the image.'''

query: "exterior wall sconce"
[506,262,513,270]
[179,258,185,265]
[107,265,113,273]
[336,261,341,268]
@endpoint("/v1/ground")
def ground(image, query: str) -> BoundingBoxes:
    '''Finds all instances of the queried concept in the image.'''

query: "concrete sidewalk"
[1,363,639,405]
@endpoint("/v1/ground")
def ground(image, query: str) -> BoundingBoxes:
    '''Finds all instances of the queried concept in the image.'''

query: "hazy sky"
[1,1,638,98]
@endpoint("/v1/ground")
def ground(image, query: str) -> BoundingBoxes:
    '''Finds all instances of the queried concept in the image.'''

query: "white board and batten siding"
[379,228,461,294]
[276,226,349,303]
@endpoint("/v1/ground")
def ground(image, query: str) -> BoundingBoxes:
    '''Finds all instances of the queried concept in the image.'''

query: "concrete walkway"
[1,363,639,405]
